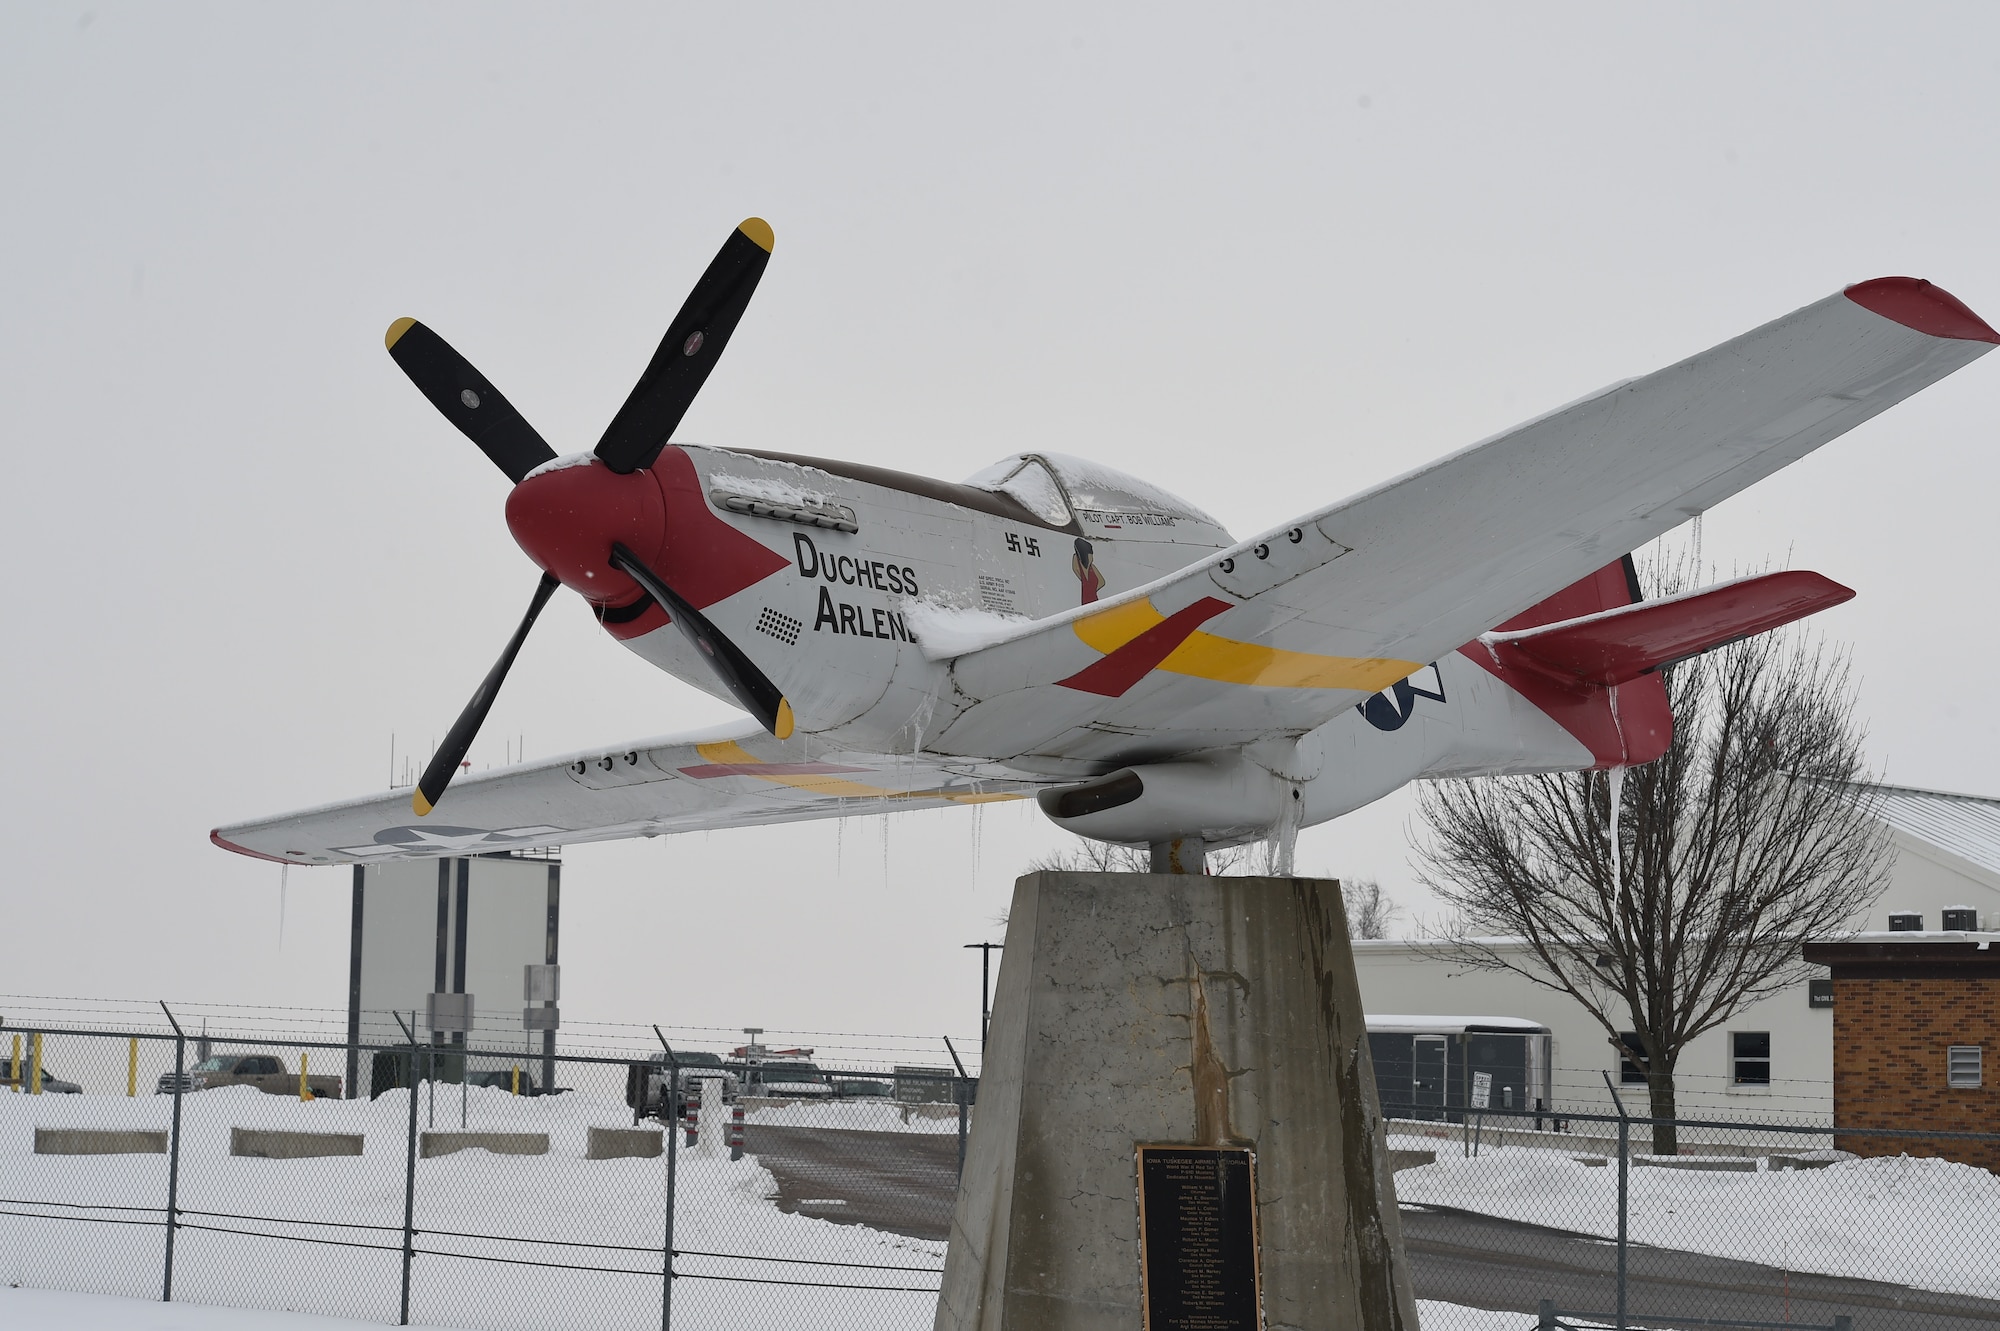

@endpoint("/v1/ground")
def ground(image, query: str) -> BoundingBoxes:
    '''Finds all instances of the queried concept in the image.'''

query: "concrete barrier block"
[587,1127,663,1160]
[34,1128,168,1156]
[1769,1150,1852,1171]
[1634,1154,1758,1172]
[420,1131,549,1159]
[1387,1149,1436,1172]
[231,1128,364,1159]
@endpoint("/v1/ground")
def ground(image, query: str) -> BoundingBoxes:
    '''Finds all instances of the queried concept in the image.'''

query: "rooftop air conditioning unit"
[1941,907,1979,931]
[1887,911,1923,932]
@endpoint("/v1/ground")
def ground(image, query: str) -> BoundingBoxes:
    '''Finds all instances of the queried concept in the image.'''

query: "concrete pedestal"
[936,872,1416,1331]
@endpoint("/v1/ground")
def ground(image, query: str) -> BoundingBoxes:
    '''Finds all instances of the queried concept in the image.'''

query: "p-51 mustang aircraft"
[212,219,1998,873]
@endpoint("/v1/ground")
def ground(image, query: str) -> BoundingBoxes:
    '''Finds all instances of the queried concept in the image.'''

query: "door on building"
[1412,1035,1447,1120]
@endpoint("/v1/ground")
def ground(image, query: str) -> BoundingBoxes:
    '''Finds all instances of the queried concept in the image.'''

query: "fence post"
[1601,1071,1629,1331]
[395,1011,420,1326]
[160,1003,185,1303]
[653,1027,681,1331]
[944,1035,970,1181]
[1537,1298,1556,1330]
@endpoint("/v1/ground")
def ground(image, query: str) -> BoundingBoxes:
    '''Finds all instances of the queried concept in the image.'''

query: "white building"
[1352,782,2000,1118]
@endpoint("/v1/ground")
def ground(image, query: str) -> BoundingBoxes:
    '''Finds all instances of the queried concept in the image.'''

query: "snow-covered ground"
[16,1089,1975,1327]
[1,1087,943,1331]
[1395,1144,2000,1301]
[741,1098,961,1133]
[0,1286,1535,1329]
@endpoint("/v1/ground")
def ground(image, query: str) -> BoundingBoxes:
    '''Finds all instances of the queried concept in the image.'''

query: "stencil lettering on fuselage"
[792,533,919,595]
[792,531,922,644]
[1358,663,1446,731]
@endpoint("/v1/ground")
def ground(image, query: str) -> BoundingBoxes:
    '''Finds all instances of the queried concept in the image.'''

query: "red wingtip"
[210,829,299,865]
[1845,277,2000,344]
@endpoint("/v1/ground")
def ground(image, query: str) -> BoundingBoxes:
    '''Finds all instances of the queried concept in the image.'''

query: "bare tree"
[1029,840,1153,874]
[1415,561,1888,1152]
[1343,878,1401,940]
[1027,839,1252,875]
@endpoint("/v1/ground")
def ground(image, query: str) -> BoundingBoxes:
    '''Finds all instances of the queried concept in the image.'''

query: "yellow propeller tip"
[774,699,795,740]
[411,791,433,817]
[737,218,774,253]
[385,317,418,351]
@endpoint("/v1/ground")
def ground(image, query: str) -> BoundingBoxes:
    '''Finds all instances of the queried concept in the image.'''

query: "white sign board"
[427,992,474,1034]
[1470,1070,1493,1110]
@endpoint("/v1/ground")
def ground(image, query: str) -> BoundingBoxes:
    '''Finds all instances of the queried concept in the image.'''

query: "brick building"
[1801,935,2000,1170]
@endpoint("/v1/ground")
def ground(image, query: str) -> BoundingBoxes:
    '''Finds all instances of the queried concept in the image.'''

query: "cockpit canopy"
[964,452,1232,545]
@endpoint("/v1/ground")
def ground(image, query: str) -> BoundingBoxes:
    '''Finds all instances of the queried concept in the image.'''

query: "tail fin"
[1459,556,1673,768]
[1488,570,1853,688]
[1493,553,1646,632]
[1459,561,1852,768]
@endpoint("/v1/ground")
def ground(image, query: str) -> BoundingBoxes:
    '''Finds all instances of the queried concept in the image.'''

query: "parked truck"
[156,1053,341,1098]
[626,1049,740,1119]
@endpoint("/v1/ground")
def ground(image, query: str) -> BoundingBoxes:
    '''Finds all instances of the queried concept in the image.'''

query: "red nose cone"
[504,457,666,602]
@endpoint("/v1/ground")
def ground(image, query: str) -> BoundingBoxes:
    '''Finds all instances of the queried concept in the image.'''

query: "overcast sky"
[3,4,1997,1055]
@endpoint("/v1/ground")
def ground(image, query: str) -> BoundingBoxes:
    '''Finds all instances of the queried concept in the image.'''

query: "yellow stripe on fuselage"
[1072,599,1419,692]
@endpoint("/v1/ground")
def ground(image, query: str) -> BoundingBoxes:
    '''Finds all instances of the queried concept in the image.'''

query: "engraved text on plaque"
[1135,1145,1262,1330]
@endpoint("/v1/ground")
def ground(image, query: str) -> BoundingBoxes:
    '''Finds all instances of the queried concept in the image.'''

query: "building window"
[1617,1033,1649,1085]
[1948,1046,1983,1089]
[1731,1032,1771,1086]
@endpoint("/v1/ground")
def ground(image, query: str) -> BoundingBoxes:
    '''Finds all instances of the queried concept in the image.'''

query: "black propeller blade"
[385,319,559,484]
[609,542,795,740]
[594,219,774,475]
[413,573,561,816]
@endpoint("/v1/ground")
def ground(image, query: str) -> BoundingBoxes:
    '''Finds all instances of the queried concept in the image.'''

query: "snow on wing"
[212,722,1030,865]
[933,280,1996,763]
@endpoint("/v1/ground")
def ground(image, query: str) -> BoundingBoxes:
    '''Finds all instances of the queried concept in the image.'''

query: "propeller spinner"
[391,219,789,818]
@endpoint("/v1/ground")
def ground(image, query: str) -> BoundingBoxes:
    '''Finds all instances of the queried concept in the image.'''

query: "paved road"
[1401,1204,2000,1330]
[746,1125,960,1241]
[747,1128,2000,1327]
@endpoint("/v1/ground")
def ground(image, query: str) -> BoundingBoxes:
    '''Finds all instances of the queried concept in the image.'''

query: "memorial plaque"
[1135,1144,1262,1330]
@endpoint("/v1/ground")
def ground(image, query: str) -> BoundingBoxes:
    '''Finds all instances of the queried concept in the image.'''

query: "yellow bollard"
[30,1032,42,1095]
[8,1033,17,1092]
[511,1065,520,1096]
[128,1038,138,1097]
[299,1051,309,1101]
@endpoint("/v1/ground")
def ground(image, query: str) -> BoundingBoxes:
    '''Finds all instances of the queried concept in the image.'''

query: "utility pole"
[963,942,1003,1057]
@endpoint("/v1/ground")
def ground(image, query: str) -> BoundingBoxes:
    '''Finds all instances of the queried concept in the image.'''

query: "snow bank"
[1395,1145,2000,1300]
[0,1285,1524,1331]
[741,1100,962,1134]
[0,1088,943,1329]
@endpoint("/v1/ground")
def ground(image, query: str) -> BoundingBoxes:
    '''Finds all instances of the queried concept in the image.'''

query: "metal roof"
[1846,781,2000,878]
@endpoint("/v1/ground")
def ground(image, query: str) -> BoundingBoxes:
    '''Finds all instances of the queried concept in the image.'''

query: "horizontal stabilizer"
[1481,570,1854,688]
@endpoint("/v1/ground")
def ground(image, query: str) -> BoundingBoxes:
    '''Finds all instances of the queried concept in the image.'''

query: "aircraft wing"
[933,278,1997,763]
[212,721,1029,865]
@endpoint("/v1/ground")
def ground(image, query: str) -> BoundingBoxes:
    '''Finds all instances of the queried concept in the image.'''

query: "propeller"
[610,542,795,739]
[385,220,789,817]
[413,574,560,816]
[384,319,557,483]
[595,218,774,474]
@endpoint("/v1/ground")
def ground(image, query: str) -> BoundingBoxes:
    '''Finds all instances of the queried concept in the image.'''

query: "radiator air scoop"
[1038,757,1289,847]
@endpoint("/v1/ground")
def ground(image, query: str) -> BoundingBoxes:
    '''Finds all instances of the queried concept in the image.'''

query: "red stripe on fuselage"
[1056,597,1232,697]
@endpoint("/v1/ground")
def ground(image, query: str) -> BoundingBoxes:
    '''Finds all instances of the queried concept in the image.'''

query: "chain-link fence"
[9,1014,2000,1329]
[1390,1080,2000,1331]
[0,1014,967,1330]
